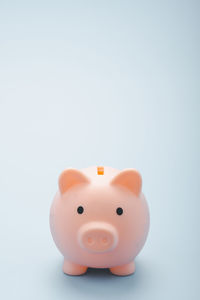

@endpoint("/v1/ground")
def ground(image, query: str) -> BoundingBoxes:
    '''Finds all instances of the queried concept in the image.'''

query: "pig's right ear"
[110,169,142,196]
[58,169,90,194]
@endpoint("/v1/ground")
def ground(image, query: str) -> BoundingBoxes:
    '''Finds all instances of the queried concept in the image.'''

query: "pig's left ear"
[110,169,142,196]
[59,169,90,194]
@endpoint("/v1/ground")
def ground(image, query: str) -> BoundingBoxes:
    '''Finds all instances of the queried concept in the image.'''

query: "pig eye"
[116,207,123,215]
[77,206,84,214]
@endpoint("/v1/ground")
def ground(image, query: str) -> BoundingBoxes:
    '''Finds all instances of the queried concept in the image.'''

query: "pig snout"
[78,222,118,253]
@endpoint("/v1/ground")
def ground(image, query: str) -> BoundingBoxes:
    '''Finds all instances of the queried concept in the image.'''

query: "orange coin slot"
[97,166,104,175]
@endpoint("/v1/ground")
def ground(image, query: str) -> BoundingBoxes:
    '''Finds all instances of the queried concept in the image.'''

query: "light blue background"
[0,1,199,299]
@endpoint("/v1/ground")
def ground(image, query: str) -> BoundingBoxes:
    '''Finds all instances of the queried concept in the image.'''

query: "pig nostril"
[87,237,93,245]
[102,237,108,244]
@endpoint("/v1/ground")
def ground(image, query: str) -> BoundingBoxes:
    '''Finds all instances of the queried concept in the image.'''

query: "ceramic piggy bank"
[50,166,149,276]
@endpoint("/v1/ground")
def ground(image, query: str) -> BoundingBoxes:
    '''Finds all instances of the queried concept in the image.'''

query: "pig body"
[50,166,150,276]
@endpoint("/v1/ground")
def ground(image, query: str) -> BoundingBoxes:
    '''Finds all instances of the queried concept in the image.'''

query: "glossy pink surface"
[50,166,150,276]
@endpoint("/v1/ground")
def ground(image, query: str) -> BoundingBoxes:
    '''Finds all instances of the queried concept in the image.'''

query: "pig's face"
[50,167,149,268]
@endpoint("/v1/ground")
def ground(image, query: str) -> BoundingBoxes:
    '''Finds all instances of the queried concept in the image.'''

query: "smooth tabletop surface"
[0,1,199,299]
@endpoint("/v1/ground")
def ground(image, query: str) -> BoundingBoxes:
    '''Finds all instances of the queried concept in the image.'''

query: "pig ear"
[110,169,142,196]
[59,169,90,194]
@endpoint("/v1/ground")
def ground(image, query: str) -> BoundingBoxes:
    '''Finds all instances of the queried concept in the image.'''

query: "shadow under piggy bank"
[51,258,151,300]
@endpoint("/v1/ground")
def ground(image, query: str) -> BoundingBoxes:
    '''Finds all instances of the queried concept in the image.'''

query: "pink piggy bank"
[50,166,149,276]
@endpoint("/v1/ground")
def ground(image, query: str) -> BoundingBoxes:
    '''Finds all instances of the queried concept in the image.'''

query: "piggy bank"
[50,166,149,276]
